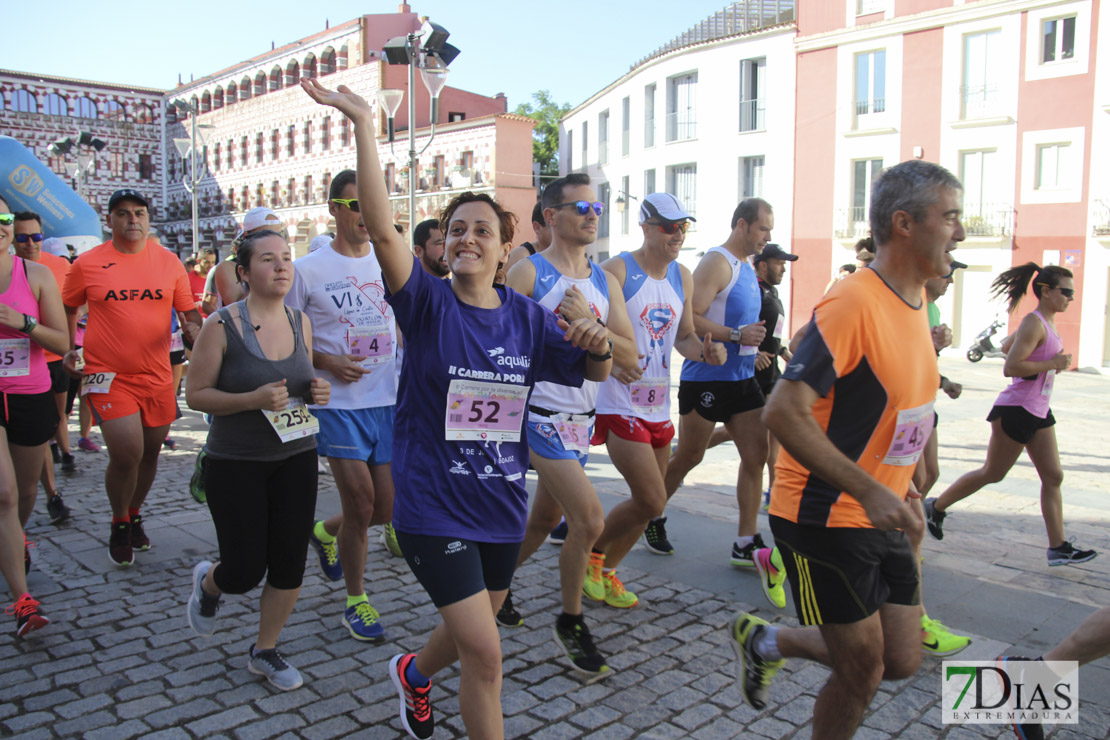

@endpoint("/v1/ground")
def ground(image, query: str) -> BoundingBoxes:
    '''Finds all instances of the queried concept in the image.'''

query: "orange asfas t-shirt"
[769,268,939,529]
[62,241,194,388]
[37,251,71,363]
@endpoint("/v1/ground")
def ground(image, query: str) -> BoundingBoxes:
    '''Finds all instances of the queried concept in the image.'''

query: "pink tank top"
[0,258,50,395]
[995,310,1061,419]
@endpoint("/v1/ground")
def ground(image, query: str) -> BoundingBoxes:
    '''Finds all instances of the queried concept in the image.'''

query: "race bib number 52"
[445,379,528,442]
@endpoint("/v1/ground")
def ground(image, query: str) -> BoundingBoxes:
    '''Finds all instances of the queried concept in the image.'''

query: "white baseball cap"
[41,237,70,258]
[235,207,283,241]
[639,192,695,224]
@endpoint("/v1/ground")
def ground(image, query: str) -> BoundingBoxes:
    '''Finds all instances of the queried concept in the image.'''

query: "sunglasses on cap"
[550,201,604,217]
[0,214,13,226]
[331,198,360,213]
[645,220,690,235]
[15,233,44,244]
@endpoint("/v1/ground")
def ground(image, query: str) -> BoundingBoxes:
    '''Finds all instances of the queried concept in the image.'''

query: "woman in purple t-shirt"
[303,78,614,740]
[925,263,1096,567]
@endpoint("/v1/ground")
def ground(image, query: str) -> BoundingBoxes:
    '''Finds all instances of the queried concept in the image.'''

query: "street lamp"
[48,132,107,204]
[614,191,638,213]
[171,98,214,256]
[378,20,461,243]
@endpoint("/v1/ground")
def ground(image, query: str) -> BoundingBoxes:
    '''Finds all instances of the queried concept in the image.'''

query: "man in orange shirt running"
[62,190,201,567]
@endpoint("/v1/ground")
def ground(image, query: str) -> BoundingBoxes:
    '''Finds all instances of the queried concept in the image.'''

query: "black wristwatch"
[20,314,37,334]
[588,338,613,362]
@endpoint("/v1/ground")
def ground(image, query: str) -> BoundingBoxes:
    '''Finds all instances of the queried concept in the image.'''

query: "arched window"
[269,66,282,92]
[43,93,67,116]
[133,104,155,124]
[303,53,317,79]
[104,100,127,121]
[338,44,349,70]
[286,60,300,86]
[240,77,252,100]
[213,87,224,109]
[166,104,178,124]
[226,81,237,105]
[321,48,336,75]
[253,72,266,97]
[12,89,37,113]
[200,91,211,113]
[74,96,97,118]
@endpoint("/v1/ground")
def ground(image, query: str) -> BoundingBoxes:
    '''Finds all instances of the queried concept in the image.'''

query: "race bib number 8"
[0,338,30,377]
[445,379,528,442]
[629,378,668,415]
[266,399,320,443]
[882,401,934,467]
[81,371,116,395]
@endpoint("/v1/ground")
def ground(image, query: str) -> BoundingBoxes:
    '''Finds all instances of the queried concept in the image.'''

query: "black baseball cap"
[754,243,798,263]
[107,189,150,212]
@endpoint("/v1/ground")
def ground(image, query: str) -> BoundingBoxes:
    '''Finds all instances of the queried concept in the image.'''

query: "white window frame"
[644,84,656,149]
[850,157,883,227]
[856,0,884,15]
[666,73,698,143]
[1024,1,1090,81]
[739,156,765,200]
[666,163,697,221]
[961,30,1002,120]
[739,58,766,133]
[598,110,609,166]
[853,49,886,124]
[1020,127,1085,204]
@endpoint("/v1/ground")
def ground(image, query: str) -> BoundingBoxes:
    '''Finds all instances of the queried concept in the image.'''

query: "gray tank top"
[204,301,318,461]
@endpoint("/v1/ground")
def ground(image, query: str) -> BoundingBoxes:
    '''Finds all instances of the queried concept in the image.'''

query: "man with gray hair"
[730,160,965,739]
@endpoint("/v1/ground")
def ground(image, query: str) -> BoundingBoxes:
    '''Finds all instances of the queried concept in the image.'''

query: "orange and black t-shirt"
[37,252,71,363]
[769,269,939,529]
[62,241,194,387]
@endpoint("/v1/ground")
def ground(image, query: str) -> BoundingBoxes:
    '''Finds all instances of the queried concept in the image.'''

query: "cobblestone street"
[3,358,1108,739]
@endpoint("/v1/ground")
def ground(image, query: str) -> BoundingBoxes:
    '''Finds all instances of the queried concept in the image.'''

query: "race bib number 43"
[882,401,934,467]
[0,338,30,377]
[445,379,528,442]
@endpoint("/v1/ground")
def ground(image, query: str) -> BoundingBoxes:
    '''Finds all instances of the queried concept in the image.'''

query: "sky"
[2,0,739,112]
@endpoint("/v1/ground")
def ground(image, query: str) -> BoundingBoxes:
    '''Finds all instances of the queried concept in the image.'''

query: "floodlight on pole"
[376,89,405,143]
[171,98,206,255]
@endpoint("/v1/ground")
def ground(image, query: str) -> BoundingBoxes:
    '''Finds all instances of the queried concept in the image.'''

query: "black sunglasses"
[14,233,44,244]
[551,201,604,217]
[1038,282,1075,299]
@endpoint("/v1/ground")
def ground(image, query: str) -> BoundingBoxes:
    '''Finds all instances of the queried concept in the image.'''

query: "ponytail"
[990,262,1073,313]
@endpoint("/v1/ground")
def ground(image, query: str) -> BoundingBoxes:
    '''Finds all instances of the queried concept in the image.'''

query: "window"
[227,82,237,105]
[644,84,656,148]
[12,89,36,113]
[322,172,332,201]
[621,97,630,157]
[851,158,883,225]
[854,50,886,117]
[857,0,884,14]
[666,74,697,142]
[962,30,1002,119]
[240,137,248,167]
[133,105,155,124]
[598,110,609,165]
[304,175,314,204]
[340,118,350,147]
[740,58,766,132]
[959,149,1005,234]
[287,177,296,207]
[241,185,249,209]
[740,156,765,199]
[271,129,279,160]
[322,117,330,150]
[433,155,445,189]
[108,152,124,177]
[74,96,98,119]
[567,130,574,172]
[271,180,280,208]
[43,93,67,117]
[448,112,465,122]
[1035,143,1069,190]
[644,169,656,196]
[139,153,154,180]
[621,175,630,235]
[598,182,611,239]
[581,121,588,167]
[227,188,235,212]
[1042,16,1076,63]
[256,183,265,208]
[287,125,295,157]
[666,164,697,220]
[213,143,221,171]
[226,140,234,169]
[304,122,312,154]
[255,132,263,164]
[461,150,474,172]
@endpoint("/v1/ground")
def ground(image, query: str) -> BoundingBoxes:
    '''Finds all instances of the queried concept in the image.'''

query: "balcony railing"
[962,202,1013,237]
[739,98,766,132]
[961,85,1002,119]
[855,97,886,116]
[834,206,870,239]
[665,112,697,142]
[1092,199,1110,236]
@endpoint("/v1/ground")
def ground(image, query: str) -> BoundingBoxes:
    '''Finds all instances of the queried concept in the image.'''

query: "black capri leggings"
[204,449,318,593]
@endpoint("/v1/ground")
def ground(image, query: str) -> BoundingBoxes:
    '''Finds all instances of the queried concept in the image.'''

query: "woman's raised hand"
[300,78,374,123]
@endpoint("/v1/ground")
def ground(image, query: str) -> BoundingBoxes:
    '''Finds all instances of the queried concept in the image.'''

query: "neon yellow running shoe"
[730,611,785,710]
[602,571,638,608]
[582,552,606,601]
[381,523,403,558]
[921,614,971,656]
[754,547,787,609]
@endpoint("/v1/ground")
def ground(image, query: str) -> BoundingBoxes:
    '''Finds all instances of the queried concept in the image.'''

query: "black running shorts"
[770,515,920,626]
[987,404,1055,445]
[677,378,765,423]
[394,531,521,608]
[0,390,60,447]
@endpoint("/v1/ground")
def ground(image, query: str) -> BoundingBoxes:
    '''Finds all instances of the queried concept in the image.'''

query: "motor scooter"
[966,319,1006,362]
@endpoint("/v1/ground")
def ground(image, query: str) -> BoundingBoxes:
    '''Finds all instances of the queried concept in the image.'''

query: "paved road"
[3,357,1108,738]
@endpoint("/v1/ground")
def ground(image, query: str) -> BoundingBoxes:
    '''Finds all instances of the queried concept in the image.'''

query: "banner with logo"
[942,660,1079,727]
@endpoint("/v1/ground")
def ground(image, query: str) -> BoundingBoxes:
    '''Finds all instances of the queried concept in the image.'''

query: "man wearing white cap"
[586,193,727,608]
[202,207,284,314]
[307,234,333,255]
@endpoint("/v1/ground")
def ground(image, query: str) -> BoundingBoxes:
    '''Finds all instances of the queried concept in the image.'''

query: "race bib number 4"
[348,327,393,366]
[80,371,116,395]
[629,378,668,415]
[445,379,528,442]
[882,401,934,467]
[0,338,30,377]
[265,399,319,443]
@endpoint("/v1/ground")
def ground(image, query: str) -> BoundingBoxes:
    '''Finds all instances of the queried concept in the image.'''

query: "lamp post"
[614,191,638,212]
[378,21,460,244]
[49,132,107,204]
[171,99,214,256]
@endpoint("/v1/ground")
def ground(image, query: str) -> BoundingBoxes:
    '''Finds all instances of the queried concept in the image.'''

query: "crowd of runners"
[1,76,1105,740]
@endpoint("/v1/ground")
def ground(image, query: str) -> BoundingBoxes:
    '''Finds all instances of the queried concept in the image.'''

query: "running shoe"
[343,600,386,642]
[186,560,220,637]
[602,571,638,608]
[495,588,523,628]
[642,517,675,555]
[553,617,610,682]
[547,519,568,545]
[7,594,49,637]
[77,437,101,453]
[308,524,343,581]
[754,547,787,609]
[582,552,607,602]
[924,497,946,540]
[389,653,434,739]
[762,489,771,510]
[50,443,60,464]
[1047,540,1097,567]
[163,437,177,451]
[730,611,784,710]
[1001,656,1045,740]
[729,533,768,568]
[23,537,33,574]
[130,514,151,551]
[381,523,403,558]
[248,645,303,691]
[60,453,76,474]
[46,494,71,525]
[921,614,971,656]
[189,450,207,504]
[108,521,134,566]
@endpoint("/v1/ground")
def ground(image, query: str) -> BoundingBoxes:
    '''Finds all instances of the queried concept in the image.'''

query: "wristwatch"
[729,327,742,344]
[20,314,37,334]
[588,338,614,362]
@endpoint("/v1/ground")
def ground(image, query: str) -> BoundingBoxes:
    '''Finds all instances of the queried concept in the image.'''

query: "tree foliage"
[514,90,571,179]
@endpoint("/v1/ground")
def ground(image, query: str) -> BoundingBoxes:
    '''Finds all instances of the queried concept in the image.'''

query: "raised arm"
[301,78,411,293]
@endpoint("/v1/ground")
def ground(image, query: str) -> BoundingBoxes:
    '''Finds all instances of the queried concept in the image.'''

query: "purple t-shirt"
[387,260,588,542]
